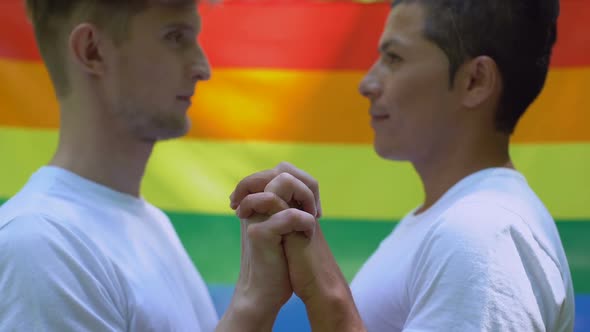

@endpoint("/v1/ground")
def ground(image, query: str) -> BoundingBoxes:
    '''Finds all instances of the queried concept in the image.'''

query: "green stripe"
[1,126,589,219]
[169,212,590,293]
[1,194,589,292]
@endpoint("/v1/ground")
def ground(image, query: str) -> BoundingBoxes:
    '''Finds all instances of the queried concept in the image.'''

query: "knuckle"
[283,208,302,221]
[246,223,261,240]
[235,178,248,192]
[277,172,296,183]
[240,193,256,205]
[238,197,252,211]
[276,161,293,170]
[262,192,281,205]
[310,179,319,192]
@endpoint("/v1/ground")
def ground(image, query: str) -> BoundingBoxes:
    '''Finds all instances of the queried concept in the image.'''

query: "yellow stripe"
[0,126,588,219]
[1,58,589,143]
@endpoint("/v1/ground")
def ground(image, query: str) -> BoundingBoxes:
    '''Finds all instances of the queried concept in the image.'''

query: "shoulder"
[413,196,552,283]
[427,198,524,250]
[0,213,64,250]
[0,214,127,330]
[0,213,114,278]
[407,197,572,331]
[417,194,568,299]
[430,190,560,260]
[0,214,91,274]
[0,214,127,326]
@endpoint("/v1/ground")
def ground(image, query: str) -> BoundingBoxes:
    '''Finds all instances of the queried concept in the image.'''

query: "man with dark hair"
[0,1,318,331]
[390,0,559,135]
[231,0,575,331]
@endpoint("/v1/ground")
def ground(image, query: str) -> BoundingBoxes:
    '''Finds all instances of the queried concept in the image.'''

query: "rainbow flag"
[1,0,588,330]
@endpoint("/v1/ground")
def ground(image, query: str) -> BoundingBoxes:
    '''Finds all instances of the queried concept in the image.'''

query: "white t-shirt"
[0,166,219,331]
[351,168,575,332]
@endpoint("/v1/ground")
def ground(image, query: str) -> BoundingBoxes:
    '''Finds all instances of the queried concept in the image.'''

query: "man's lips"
[370,114,390,121]
[177,95,192,102]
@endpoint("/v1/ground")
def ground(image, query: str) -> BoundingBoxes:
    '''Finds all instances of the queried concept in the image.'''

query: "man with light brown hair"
[0,0,217,330]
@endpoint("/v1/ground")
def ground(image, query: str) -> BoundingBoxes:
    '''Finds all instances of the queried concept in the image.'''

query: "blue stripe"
[208,285,590,331]
[208,285,310,331]
[577,295,590,332]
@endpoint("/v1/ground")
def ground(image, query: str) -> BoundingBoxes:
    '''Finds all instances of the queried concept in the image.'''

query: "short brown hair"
[25,0,194,97]
[392,0,559,134]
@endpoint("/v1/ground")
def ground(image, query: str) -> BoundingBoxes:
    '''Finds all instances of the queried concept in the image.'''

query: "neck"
[50,98,154,197]
[412,132,513,214]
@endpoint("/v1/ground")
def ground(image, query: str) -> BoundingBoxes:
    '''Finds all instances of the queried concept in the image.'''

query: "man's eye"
[383,53,402,64]
[166,31,184,43]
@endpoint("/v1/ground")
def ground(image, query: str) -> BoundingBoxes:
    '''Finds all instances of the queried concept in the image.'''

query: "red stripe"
[199,2,387,70]
[0,1,588,69]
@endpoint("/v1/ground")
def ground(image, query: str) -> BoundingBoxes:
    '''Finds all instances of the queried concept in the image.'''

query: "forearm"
[286,229,366,331]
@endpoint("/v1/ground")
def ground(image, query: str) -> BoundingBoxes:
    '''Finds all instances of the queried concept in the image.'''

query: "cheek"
[381,74,425,131]
[124,62,172,102]
[378,77,452,157]
[392,69,449,119]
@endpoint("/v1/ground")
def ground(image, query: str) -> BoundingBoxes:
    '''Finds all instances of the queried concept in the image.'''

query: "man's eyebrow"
[378,37,406,53]
[162,22,197,32]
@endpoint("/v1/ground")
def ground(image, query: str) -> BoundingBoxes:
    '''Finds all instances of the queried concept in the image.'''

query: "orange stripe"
[0,59,588,143]
[0,1,588,68]
[0,60,59,128]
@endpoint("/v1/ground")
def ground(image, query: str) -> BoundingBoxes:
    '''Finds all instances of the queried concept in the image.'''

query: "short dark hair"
[392,0,560,134]
[25,0,194,97]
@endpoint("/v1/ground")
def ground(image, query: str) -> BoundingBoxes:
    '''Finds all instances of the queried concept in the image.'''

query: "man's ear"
[68,23,107,77]
[458,55,500,109]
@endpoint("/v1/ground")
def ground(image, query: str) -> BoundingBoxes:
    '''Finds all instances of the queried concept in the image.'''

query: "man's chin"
[155,126,190,141]
[142,120,191,142]
[374,143,408,162]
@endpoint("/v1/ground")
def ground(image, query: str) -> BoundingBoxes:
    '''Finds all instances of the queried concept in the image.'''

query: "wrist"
[304,286,365,331]
[217,293,280,332]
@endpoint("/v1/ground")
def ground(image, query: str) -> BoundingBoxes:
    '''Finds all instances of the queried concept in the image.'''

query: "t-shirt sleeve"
[402,203,565,332]
[0,215,126,331]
